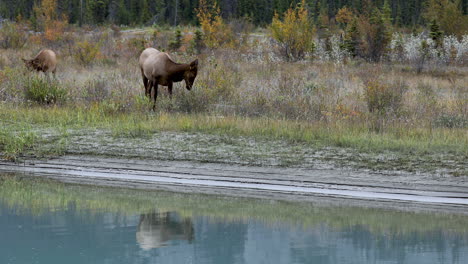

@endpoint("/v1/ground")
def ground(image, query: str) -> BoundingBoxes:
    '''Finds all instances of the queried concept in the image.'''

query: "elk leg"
[168,81,173,99]
[147,80,153,99]
[141,69,150,97]
[152,82,159,111]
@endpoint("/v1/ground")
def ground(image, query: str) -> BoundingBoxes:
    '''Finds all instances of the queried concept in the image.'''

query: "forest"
[1,0,467,27]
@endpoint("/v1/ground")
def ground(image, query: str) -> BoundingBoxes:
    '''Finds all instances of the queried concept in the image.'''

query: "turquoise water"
[1,176,468,264]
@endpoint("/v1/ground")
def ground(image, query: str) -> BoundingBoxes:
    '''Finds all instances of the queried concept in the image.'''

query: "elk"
[142,51,198,109]
[22,49,57,79]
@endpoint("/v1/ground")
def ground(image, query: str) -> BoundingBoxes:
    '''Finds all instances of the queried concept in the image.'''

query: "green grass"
[1,175,468,235]
[0,126,37,161]
[0,103,466,161]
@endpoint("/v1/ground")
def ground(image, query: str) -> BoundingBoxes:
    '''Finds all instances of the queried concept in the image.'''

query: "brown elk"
[22,49,57,78]
[142,51,198,109]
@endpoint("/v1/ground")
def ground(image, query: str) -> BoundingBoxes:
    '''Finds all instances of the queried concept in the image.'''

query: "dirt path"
[1,155,467,214]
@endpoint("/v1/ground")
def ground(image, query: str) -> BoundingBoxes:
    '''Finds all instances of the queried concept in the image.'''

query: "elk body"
[22,49,57,78]
[139,48,160,97]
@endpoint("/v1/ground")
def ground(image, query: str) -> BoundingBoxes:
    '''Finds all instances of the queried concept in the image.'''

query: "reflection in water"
[136,212,194,250]
[1,175,468,263]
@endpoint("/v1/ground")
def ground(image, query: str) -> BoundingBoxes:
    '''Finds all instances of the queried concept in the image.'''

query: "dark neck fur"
[168,61,190,82]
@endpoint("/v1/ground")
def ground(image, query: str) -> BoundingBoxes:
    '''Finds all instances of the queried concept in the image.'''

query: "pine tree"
[344,18,359,57]
[429,19,443,47]
[142,0,151,24]
[117,0,130,25]
[191,29,204,54]
[169,28,183,50]
[366,7,391,61]
[382,0,392,25]
[424,0,468,36]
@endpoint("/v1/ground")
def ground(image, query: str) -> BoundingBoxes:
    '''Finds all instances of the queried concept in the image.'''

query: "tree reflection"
[136,212,194,250]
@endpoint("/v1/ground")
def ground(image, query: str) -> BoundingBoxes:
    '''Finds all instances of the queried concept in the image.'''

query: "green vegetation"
[24,75,66,104]
[0,21,28,49]
[270,0,316,60]
[2,106,464,175]
[0,127,36,161]
[0,105,465,151]
[1,175,468,234]
[1,0,466,30]
[0,1,466,175]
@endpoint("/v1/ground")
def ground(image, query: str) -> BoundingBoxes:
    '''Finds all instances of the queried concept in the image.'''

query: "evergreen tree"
[117,0,130,25]
[382,0,392,25]
[0,0,466,29]
[371,7,391,61]
[429,19,443,47]
[169,27,182,50]
[344,18,359,57]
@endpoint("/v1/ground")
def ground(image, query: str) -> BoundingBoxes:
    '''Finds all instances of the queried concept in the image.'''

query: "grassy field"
[0,26,467,174]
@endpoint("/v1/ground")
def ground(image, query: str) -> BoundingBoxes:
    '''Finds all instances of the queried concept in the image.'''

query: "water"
[1,175,468,264]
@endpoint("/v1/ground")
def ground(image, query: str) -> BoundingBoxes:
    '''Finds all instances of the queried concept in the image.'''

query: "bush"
[196,0,237,49]
[126,36,147,55]
[355,8,392,61]
[24,76,66,104]
[189,29,205,54]
[74,40,101,66]
[169,28,183,51]
[434,114,468,128]
[363,79,407,114]
[84,78,110,103]
[0,21,28,49]
[270,0,315,61]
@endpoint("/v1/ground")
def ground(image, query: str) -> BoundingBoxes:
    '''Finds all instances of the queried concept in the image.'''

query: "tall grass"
[0,25,467,159]
[0,104,466,157]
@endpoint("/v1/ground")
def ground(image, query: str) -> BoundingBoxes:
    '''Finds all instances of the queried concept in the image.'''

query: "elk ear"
[190,59,198,69]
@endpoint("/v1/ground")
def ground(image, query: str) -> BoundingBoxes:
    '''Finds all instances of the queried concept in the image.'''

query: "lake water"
[1,175,468,264]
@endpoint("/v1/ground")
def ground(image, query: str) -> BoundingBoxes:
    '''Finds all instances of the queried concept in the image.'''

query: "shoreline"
[1,155,467,215]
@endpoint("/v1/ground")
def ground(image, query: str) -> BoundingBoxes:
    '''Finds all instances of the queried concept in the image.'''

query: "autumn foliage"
[196,0,236,49]
[33,0,68,42]
[270,0,315,61]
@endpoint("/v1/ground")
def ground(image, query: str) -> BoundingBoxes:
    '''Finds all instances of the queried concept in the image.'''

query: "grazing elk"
[22,49,57,79]
[142,51,198,109]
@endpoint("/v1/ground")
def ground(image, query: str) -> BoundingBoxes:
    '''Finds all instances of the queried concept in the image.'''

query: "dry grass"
[0,26,467,159]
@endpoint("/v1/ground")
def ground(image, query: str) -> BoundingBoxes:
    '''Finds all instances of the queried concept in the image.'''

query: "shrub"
[363,78,407,114]
[24,76,67,104]
[315,35,349,64]
[0,129,36,161]
[434,114,468,128]
[270,0,315,61]
[126,36,147,55]
[355,7,392,61]
[74,40,101,66]
[169,28,183,51]
[32,0,68,46]
[0,21,28,49]
[196,0,236,49]
[147,29,170,51]
[84,78,110,103]
[189,29,205,54]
